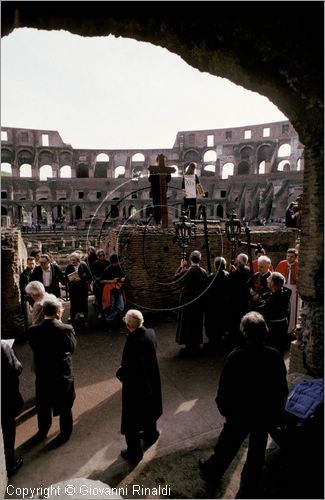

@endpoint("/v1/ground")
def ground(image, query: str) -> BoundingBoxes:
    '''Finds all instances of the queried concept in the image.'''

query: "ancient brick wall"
[1,230,27,337]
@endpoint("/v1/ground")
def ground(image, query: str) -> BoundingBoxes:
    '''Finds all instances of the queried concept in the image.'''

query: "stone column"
[297,128,324,377]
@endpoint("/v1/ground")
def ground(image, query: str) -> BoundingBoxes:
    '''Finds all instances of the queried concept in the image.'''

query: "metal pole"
[200,206,211,274]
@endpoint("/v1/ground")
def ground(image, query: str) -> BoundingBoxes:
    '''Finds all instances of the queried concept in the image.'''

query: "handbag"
[196,182,206,198]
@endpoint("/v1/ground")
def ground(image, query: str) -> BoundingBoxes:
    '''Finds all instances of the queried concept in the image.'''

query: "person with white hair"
[199,311,288,497]
[258,272,292,355]
[116,309,162,463]
[25,280,57,325]
[249,255,272,308]
[174,250,208,356]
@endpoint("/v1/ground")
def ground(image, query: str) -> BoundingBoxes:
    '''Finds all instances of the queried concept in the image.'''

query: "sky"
[1,28,287,150]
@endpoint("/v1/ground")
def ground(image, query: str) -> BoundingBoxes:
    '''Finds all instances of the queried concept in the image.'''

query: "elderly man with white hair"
[116,309,162,463]
[25,280,57,325]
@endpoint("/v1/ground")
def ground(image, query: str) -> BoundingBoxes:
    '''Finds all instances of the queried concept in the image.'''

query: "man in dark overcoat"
[116,309,162,463]
[199,311,288,497]
[258,272,292,355]
[174,250,208,356]
[28,297,76,446]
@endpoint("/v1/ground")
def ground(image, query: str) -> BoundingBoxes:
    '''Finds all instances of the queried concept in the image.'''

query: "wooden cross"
[148,154,176,227]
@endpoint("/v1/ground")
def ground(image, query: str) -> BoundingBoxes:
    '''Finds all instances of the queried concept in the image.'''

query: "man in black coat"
[1,340,24,476]
[116,309,162,463]
[31,253,65,297]
[258,272,292,355]
[28,297,76,446]
[199,311,288,497]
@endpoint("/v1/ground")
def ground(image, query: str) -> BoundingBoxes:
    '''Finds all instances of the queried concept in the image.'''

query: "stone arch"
[183,150,199,161]
[38,149,54,167]
[94,161,108,178]
[237,161,250,175]
[240,146,253,160]
[1,148,13,164]
[59,151,73,166]
[1,3,323,376]
[17,149,33,167]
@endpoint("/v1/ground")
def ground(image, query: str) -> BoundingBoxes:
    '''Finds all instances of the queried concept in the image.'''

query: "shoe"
[49,433,71,448]
[79,313,84,319]
[97,313,102,319]
[198,458,220,484]
[142,431,160,446]
[7,456,23,477]
[120,449,143,463]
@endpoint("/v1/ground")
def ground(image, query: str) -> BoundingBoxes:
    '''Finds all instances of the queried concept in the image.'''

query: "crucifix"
[148,154,176,227]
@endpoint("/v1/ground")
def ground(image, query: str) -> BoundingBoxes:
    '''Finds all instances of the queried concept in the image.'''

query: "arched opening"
[258,161,265,174]
[277,160,290,171]
[40,164,53,180]
[1,206,8,215]
[128,205,137,218]
[203,150,217,162]
[114,166,125,178]
[76,164,89,178]
[75,205,82,219]
[202,164,215,176]
[131,153,145,162]
[37,204,47,223]
[20,163,32,177]
[221,162,234,179]
[60,165,72,178]
[111,204,119,218]
[278,143,291,157]
[216,204,224,218]
[237,161,250,175]
[1,162,12,176]
[96,153,109,162]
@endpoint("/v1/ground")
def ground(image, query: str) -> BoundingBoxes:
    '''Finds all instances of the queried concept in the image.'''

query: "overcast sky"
[1,28,287,150]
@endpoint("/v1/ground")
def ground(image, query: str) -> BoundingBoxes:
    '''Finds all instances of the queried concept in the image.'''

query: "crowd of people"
[3,242,302,496]
[174,246,300,357]
[19,247,126,330]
